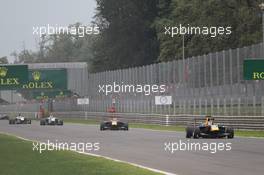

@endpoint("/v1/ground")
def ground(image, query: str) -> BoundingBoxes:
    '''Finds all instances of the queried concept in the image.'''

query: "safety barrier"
[1,111,263,130]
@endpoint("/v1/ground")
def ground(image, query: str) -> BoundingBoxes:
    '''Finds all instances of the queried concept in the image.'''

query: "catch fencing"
[85,42,264,116]
[1,111,263,130]
[1,43,264,128]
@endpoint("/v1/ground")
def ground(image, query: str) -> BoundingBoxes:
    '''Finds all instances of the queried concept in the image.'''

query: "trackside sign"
[244,59,264,80]
[0,65,28,90]
[155,96,172,105]
[77,98,89,105]
[31,90,72,100]
[23,69,67,90]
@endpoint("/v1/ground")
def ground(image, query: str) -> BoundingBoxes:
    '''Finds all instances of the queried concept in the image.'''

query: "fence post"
[188,100,191,114]
[230,97,233,116]
[205,99,208,115]
[193,99,196,115]
[253,96,256,116]
[261,96,264,116]
[217,98,220,115]
[199,98,202,114]
[165,115,169,126]
[211,98,213,115]
[238,97,241,116]
[155,99,158,114]
[223,98,227,115]
[183,100,186,114]
[173,100,176,114]
[178,100,180,115]
[168,101,171,115]
[85,111,88,120]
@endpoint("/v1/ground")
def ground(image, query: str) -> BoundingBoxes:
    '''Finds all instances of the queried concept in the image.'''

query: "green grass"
[235,130,264,138]
[64,118,98,125]
[129,123,185,132]
[0,134,162,175]
[64,118,264,138]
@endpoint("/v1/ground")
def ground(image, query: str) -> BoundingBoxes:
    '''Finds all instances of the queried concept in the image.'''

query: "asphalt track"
[0,121,264,175]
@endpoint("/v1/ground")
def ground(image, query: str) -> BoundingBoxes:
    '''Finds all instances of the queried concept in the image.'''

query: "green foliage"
[11,50,36,63]
[11,0,263,71]
[91,0,159,72]
[12,23,95,64]
[0,56,8,64]
[0,134,161,175]
[154,0,263,61]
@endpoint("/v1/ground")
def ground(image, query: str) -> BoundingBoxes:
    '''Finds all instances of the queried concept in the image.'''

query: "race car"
[186,116,234,139]
[100,118,128,130]
[9,114,31,124]
[40,115,63,125]
[0,114,9,120]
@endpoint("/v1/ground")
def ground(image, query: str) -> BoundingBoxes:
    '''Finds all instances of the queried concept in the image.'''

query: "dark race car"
[100,118,128,131]
[40,115,63,126]
[186,116,234,139]
[9,115,31,124]
[0,114,9,120]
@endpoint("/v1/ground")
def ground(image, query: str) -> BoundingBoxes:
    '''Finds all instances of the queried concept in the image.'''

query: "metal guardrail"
[53,112,264,130]
[1,111,264,130]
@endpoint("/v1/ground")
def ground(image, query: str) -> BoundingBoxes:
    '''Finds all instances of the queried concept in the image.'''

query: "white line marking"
[0,132,176,175]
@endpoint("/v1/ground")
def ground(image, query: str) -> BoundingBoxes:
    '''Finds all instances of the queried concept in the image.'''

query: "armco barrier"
[2,111,262,130]
[55,112,264,130]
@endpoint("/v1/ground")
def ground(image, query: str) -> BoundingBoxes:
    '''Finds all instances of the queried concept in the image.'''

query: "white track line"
[0,132,176,175]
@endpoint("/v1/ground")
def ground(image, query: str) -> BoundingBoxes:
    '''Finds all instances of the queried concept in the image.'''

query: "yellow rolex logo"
[0,67,8,77]
[32,71,41,81]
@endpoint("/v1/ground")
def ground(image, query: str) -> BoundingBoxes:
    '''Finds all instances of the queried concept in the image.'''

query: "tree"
[91,0,159,72]
[11,50,36,64]
[12,23,95,64]
[154,0,262,61]
[0,56,8,64]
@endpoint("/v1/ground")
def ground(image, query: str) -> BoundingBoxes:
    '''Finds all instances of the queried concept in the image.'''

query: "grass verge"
[0,133,162,175]
[64,118,264,138]
[234,130,264,138]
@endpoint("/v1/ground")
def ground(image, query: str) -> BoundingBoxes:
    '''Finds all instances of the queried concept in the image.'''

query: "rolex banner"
[244,59,264,80]
[0,65,28,90]
[23,69,67,90]
[31,90,72,100]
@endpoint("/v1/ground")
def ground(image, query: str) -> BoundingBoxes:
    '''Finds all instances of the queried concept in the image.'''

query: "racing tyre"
[226,127,234,139]
[186,126,194,138]
[100,123,105,131]
[9,120,14,125]
[40,120,45,125]
[124,123,129,131]
[193,127,200,139]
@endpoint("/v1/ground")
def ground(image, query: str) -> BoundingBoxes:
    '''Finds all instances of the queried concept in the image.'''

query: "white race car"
[9,115,31,124]
[40,116,63,125]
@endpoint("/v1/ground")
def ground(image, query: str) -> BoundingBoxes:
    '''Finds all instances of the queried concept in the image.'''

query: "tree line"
[8,0,263,72]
